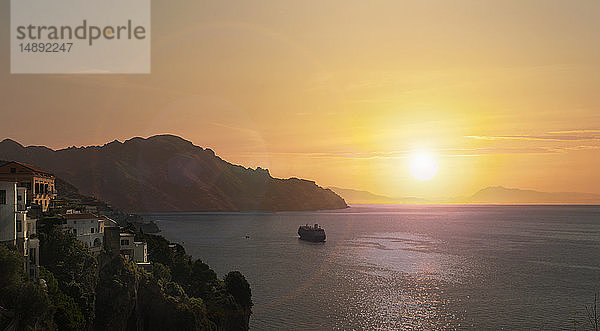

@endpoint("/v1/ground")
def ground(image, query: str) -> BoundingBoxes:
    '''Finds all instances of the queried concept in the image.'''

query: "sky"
[1,0,599,198]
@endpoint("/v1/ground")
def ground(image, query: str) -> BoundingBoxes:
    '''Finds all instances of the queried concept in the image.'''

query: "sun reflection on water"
[324,232,465,329]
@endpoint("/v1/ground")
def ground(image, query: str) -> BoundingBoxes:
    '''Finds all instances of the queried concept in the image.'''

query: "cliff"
[0,135,347,212]
[26,217,252,331]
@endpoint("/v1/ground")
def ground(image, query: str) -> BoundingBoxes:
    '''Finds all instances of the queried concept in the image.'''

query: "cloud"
[465,134,600,141]
[229,145,600,160]
[209,122,260,135]
[232,150,409,160]
[226,129,600,161]
[546,129,600,134]
[461,129,600,155]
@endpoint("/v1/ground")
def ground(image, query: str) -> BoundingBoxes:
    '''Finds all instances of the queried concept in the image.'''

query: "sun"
[409,153,439,181]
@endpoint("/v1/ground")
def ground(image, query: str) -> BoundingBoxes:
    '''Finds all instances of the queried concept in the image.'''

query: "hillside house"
[0,161,56,212]
[0,181,40,280]
[61,213,105,254]
[104,227,149,265]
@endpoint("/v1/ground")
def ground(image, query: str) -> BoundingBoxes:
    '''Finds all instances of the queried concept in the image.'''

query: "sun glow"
[409,153,439,181]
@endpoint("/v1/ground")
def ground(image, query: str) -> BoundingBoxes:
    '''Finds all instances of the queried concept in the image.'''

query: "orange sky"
[1,0,599,198]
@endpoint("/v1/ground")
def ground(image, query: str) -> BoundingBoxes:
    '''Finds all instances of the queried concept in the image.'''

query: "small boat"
[298,223,326,242]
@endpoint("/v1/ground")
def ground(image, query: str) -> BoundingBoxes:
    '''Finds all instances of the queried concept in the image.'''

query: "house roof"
[0,161,55,177]
[99,215,119,227]
[63,213,99,220]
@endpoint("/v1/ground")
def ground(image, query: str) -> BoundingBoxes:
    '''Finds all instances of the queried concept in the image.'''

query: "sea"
[144,205,600,330]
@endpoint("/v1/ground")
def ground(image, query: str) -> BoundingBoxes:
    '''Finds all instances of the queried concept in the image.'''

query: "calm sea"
[144,205,600,330]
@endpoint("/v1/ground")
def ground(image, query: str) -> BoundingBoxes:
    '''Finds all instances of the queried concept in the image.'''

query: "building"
[119,232,148,263]
[99,215,119,228]
[0,161,56,212]
[64,213,149,265]
[61,213,105,254]
[104,227,148,265]
[0,181,40,280]
[103,226,121,256]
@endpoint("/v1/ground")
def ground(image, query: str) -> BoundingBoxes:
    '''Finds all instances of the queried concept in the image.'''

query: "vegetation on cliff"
[0,245,53,330]
[0,217,252,330]
[124,225,253,330]
[37,217,98,329]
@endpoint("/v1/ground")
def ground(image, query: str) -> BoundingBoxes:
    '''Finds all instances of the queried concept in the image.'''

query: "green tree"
[188,259,219,299]
[0,244,52,330]
[127,226,253,330]
[225,271,252,309]
[152,262,172,283]
[37,217,98,329]
[40,267,85,330]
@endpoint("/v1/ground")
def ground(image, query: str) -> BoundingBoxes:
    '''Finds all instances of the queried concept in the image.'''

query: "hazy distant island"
[465,186,600,204]
[0,135,347,212]
[329,187,430,204]
[330,186,600,205]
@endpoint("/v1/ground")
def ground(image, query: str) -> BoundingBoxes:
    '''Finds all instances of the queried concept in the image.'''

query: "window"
[17,195,22,201]
[121,239,130,246]
[91,228,95,233]
[10,167,16,173]
[17,220,22,232]
[35,183,39,194]
[0,190,5,205]
[73,229,77,235]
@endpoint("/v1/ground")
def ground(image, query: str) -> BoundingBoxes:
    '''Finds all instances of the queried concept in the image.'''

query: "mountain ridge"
[328,186,429,204]
[0,135,347,212]
[467,185,600,204]
[330,185,600,204]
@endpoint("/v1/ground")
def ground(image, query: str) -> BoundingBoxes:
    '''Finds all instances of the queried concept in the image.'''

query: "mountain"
[467,186,600,204]
[0,135,347,212]
[328,186,429,204]
[328,187,397,204]
[330,185,600,205]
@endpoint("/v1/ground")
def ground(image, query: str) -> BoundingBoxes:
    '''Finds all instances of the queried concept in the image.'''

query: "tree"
[40,267,85,330]
[0,244,52,330]
[37,217,98,329]
[225,271,252,309]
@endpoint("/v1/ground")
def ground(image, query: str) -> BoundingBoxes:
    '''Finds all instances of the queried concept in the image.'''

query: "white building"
[62,213,148,265]
[62,213,105,254]
[0,181,40,280]
[119,232,148,263]
[99,215,119,228]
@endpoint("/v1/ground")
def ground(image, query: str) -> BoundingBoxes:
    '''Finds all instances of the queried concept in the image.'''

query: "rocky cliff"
[0,135,347,212]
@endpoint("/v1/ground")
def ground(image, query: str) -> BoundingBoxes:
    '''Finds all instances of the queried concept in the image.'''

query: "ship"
[298,223,326,242]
